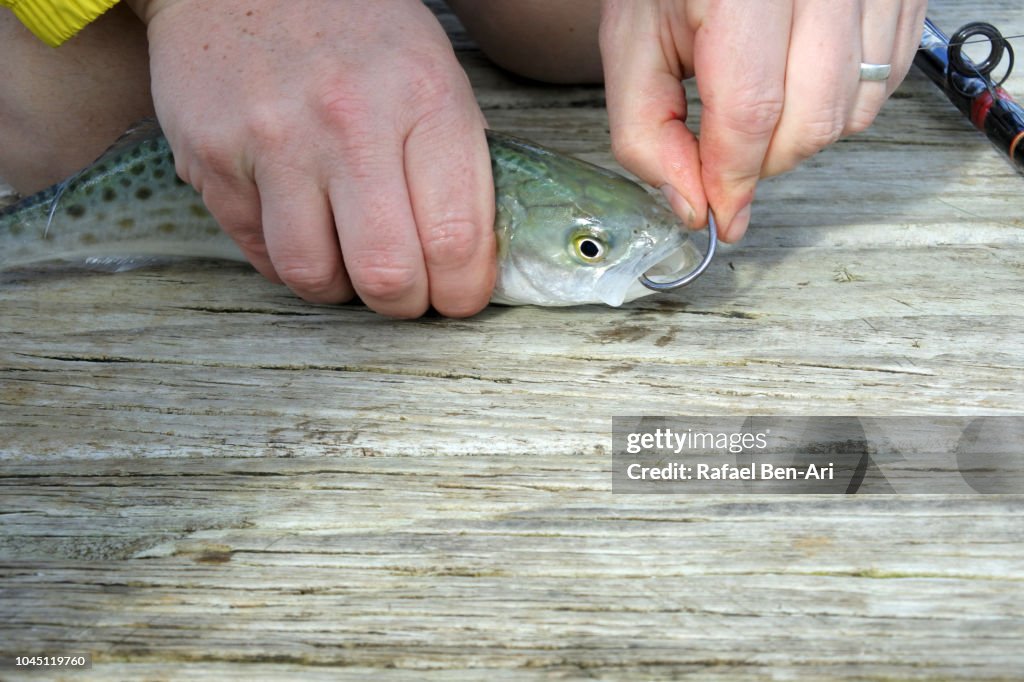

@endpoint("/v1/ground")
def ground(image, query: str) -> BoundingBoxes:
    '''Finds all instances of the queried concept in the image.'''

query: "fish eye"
[573,234,607,263]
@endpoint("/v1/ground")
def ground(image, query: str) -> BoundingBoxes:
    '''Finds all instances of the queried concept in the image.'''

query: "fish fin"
[83,255,176,272]
[44,179,69,239]
[44,118,166,238]
[97,118,165,159]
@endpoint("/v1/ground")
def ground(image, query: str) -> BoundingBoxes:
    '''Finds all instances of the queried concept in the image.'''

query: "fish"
[0,121,701,307]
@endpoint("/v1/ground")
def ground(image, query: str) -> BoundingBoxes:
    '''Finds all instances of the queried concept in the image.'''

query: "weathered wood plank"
[2,236,1021,458]
[2,457,1022,679]
[1,1,1023,680]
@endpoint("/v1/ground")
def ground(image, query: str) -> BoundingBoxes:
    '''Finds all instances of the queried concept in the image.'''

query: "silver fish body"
[0,122,699,306]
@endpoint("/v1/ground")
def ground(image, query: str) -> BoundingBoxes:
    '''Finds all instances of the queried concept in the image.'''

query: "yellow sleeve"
[1,0,121,47]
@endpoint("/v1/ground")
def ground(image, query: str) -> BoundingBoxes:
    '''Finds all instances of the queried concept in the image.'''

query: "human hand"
[600,0,928,242]
[127,0,495,317]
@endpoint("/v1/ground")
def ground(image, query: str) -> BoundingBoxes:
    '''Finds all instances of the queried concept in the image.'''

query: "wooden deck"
[2,1,1022,679]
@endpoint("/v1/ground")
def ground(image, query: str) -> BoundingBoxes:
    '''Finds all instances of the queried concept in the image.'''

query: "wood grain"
[1,1,1022,679]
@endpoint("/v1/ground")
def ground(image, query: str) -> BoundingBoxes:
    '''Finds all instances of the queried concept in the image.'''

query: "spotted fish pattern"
[0,121,242,268]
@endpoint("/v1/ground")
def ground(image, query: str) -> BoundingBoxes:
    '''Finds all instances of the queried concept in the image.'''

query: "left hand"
[600,0,928,242]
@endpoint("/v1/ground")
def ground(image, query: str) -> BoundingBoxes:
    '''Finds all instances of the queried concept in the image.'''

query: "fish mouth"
[638,215,717,293]
[594,229,701,307]
[639,246,697,282]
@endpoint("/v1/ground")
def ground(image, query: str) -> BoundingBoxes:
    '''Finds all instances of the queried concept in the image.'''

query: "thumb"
[600,0,706,229]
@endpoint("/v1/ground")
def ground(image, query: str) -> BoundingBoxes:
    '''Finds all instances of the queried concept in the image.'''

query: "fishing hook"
[639,212,717,292]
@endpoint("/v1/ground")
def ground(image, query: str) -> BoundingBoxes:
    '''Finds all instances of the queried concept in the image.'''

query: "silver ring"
[859,62,892,81]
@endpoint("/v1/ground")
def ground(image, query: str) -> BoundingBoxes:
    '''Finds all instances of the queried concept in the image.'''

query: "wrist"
[124,0,184,24]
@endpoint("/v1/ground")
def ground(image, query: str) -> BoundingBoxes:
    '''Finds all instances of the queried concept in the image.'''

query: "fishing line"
[932,32,1024,51]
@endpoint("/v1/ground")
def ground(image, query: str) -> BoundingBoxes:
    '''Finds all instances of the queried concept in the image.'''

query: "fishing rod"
[916,17,1024,175]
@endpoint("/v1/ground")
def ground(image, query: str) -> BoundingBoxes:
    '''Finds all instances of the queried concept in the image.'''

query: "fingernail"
[660,184,697,228]
[724,204,752,242]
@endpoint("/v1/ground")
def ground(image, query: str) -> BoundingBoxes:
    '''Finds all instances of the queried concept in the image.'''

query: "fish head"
[490,133,701,307]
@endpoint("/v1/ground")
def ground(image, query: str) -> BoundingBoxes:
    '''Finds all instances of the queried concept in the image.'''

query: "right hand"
[600,0,926,243]
[129,0,496,317]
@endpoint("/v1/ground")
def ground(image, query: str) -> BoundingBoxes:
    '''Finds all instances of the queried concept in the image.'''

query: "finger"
[890,1,929,95]
[600,0,706,228]
[846,0,902,135]
[404,110,495,318]
[762,0,861,177]
[257,164,353,304]
[695,0,792,242]
[169,133,282,284]
[329,145,429,319]
[198,174,281,284]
